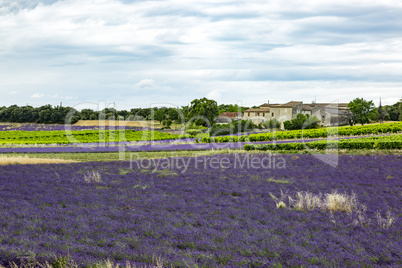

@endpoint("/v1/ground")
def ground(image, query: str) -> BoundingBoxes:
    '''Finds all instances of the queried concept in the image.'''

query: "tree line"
[0,105,185,125]
[348,98,402,125]
[0,98,400,126]
[0,102,249,125]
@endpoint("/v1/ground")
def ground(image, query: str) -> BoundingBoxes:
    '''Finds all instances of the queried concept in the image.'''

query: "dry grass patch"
[0,257,164,268]
[324,191,358,213]
[0,155,78,165]
[270,190,359,212]
[269,190,396,229]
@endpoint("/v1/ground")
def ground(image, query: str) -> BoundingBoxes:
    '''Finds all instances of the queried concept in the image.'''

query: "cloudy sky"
[1,0,401,110]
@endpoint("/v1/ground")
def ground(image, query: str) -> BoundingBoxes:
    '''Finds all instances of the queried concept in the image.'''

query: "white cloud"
[31,93,44,98]
[0,0,401,107]
[206,90,222,101]
[135,79,156,89]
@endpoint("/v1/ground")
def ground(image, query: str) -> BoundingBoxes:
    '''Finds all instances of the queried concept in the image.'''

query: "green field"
[0,129,185,145]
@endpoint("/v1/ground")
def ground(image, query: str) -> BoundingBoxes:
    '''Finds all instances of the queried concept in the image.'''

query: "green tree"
[167,108,180,121]
[283,114,320,130]
[347,98,375,125]
[38,105,53,123]
[263,118,280,129]
[89,113,98,120]
[303,115,321,129]
[162,119,172,128]
[399,99,402,121]
[385,104,399,121]
[187,98,219,127]
[153,109,165,124]
[209,120,257,136]
[117,110,129,119]
[80,109,95,120]
[368,108,379,121]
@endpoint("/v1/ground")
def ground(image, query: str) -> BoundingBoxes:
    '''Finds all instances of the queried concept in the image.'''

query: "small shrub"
[324,191,358,213]
[289,191,322,211]
[185,129,201,138]
[263,118,280,129]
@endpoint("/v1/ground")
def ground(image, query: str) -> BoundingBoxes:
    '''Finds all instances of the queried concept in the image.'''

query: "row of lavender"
[0,123,143,132]
[0,135,398,153]
[0,138,333,153]
[0,154,400,267]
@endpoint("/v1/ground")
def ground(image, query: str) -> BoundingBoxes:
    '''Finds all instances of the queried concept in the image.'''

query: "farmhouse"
[243,101,350,127]
[303,103,350,126]
[241,107,271,125]
[243,101,303,125]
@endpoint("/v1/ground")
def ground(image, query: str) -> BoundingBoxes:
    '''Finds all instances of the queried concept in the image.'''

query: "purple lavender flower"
[0,154,400,267]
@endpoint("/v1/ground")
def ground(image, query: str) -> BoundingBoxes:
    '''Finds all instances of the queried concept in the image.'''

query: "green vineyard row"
[0,130,183,144]
[201,122,402,143]
[243,134,402,151]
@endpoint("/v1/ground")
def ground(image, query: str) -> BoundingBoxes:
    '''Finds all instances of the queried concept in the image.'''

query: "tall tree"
[187,97,219,127]
[378,98,384,123]
[153,109,165,124]
[347,98,375,125]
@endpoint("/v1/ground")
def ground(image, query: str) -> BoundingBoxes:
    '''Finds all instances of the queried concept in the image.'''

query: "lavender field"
[0,154,401,267]
[0,123,141,132]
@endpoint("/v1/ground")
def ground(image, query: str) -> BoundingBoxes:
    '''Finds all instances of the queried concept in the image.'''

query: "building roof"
[219,112,242,118]
[312,102,348,107]
[244,107,270,112]
[302,104,314,111]
[261,101,303,108]
[310,103,349,108]
[303,103,350,111]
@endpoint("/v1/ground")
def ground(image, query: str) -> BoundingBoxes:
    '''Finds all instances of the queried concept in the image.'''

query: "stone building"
[243,101,350,127]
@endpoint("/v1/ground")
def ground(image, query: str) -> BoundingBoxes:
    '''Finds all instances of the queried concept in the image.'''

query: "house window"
[272,112,274,117]
[263,112,265,117]
[257,112,259,116]
[248,112,250,116]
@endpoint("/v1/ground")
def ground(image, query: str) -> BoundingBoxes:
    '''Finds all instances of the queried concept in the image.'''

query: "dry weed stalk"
[375,210,395,229]
[289,191,322,211]
[84,171,102,183]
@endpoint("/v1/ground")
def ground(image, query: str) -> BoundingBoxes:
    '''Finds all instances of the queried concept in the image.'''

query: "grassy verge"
[1,148,401,162]
[0,149,241,162]
[0,155,78,165]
